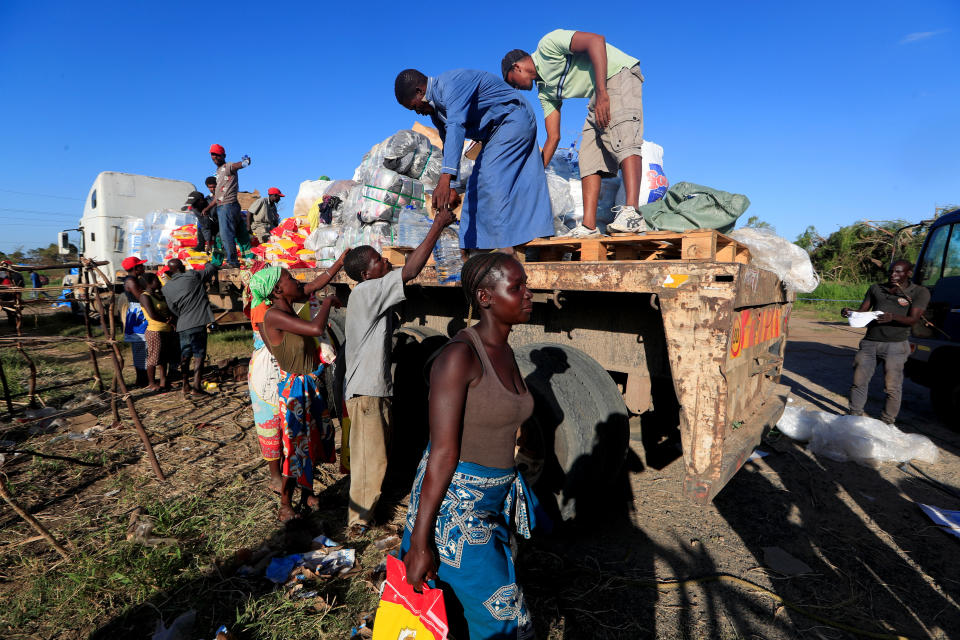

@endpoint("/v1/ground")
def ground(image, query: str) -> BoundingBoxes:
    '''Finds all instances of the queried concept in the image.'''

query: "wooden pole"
[0,477,71,560]
[0,357,12,415]
[13,291,37,408]
[81,266,104,393]
[86,262,165,481]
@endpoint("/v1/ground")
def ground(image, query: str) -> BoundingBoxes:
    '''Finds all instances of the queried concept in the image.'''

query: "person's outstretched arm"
[304,251,347,295]
[264,296,342,338]
[401,208,456,283]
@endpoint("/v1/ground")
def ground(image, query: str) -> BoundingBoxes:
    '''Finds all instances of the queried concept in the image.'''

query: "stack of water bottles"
[396,206,462,284]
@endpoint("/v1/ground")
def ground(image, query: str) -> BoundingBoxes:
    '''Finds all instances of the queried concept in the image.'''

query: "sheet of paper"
[848,310,883,328]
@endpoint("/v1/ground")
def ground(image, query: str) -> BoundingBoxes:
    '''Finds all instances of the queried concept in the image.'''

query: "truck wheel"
[931,378,960,430]
[390,328,449,489]
[324,308,347,420]
[514,343,630,522]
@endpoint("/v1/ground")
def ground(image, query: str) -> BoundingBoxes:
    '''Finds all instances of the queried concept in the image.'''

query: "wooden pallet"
[381,246,435,266]
[522,229,751,264]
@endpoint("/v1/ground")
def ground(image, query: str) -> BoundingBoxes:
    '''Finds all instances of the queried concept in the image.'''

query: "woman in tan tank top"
[401,253,538,640]
[250,267,342,523]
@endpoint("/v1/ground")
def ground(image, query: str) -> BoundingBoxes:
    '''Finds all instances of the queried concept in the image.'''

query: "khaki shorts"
[579,65,644,178]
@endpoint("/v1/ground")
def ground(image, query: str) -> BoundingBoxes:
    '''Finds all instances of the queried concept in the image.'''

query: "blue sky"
[1,0,957,254]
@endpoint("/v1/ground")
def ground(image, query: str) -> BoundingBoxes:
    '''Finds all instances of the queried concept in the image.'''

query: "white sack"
[293,180,332,219]
[614,140,669,206]
[776,406,939,465]
[729,227,820,293]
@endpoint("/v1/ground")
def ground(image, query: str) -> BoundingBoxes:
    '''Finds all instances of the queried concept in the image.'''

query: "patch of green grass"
[207,327,254,361]
[795,280,869,319]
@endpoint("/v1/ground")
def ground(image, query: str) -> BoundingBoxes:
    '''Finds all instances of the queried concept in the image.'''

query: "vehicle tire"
[931,377,960,430]
[324,308,347,420]
[388,327,449,491]
[514,343,630,523]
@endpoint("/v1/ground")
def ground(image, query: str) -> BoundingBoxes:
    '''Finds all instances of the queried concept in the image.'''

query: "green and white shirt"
[531,28,640,117]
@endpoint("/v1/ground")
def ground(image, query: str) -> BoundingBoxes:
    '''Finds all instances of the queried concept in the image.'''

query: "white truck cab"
[63,172,195,278]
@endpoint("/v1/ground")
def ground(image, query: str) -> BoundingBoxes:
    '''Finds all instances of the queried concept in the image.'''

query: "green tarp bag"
[636,182,750,234]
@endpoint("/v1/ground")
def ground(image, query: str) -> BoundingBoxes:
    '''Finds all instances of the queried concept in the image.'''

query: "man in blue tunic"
[394,68,554,251]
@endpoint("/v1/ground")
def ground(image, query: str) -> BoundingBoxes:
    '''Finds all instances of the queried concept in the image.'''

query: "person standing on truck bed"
[841,260,930,424]
[502,30,647,237]
[182,178,219,253]
[247,187,284,243]
[203,144,250,268]
[394,68,554,252]
[163,258,220,397]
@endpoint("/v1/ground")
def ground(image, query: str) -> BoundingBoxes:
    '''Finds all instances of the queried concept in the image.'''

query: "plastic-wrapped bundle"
[776,405,938,464]
[547,150,580,180]
[352,141,389,183]
[124,217,146,258]
[293,180,332,219]
[395,207,432,249]
[546,172,575,235]
[383,130,443,190]
[433,226,462,284]
[359,168,425,223]
[304,225,340,251]
[729,228,820,293]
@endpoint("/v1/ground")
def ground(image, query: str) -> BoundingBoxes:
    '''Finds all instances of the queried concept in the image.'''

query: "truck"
[65,173,794,512]
[905,206,960,427]
[59,172,253,324]
[58,172,196,279]
[255,230,794,519]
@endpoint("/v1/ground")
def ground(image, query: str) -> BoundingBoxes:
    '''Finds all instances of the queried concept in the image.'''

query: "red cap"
[121,256,147,271]
[209,143,225,156]
[267,187,286,197]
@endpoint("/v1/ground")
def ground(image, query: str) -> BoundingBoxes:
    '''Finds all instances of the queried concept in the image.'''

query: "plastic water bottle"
[396,205,432,249]
[433,225,463,284]
[241,154,251,167]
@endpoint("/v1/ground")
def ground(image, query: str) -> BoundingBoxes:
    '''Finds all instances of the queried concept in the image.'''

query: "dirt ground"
[540,311,960,639]
[1,309,958,639]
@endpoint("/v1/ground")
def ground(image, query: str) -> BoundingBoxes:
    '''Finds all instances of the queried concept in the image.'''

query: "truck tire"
[325,308,347,420]
[514,343,630,522]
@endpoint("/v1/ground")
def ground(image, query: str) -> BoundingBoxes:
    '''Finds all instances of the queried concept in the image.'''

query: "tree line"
[743,206,958,284]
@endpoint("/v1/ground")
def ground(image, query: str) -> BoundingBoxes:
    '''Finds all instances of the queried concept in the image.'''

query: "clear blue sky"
[1,0,957,253]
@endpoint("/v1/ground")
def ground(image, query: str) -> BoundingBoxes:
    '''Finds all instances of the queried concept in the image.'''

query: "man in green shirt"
[503,29,647,237]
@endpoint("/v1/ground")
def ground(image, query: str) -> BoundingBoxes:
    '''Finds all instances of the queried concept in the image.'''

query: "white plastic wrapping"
[395,207,432,249]
[776,406,939,464]
[359,168,425,223]
[304,225,340,251]
[729,228,819,293]
[293,179,332,219]
[546,172,576,235]
[383,129,443,190]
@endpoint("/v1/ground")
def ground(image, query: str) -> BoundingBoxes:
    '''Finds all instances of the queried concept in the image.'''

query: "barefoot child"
[139,273,177,391]
[250,266,341,522]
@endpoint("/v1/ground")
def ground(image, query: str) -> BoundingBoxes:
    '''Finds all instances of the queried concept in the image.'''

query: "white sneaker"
[606,205,648,234]
[564,223,601,238]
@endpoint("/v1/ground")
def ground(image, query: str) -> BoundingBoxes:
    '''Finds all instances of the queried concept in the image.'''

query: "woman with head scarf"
[248,260,344,522]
